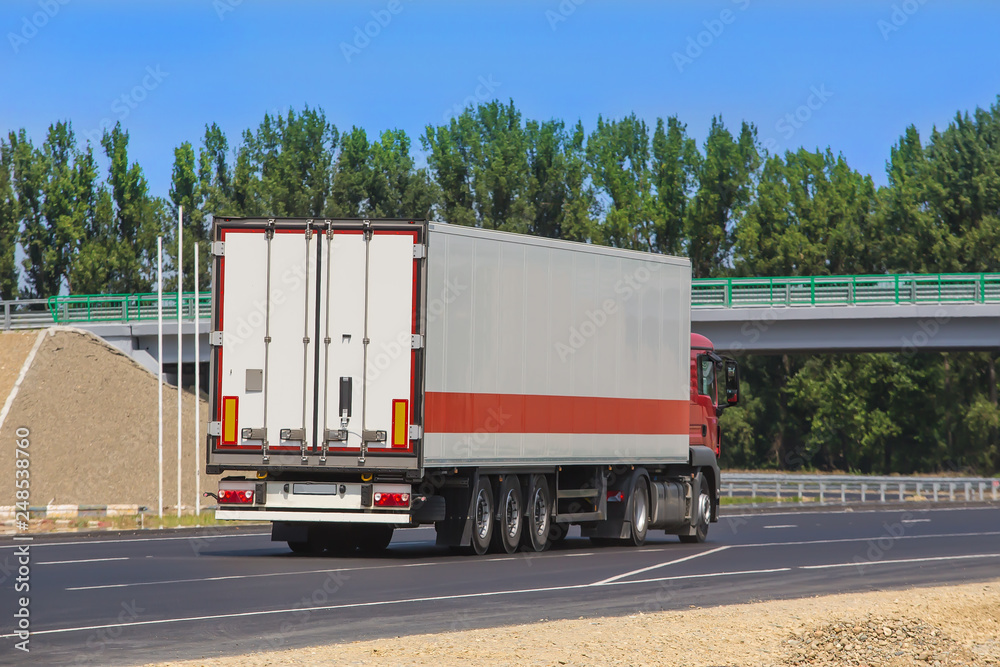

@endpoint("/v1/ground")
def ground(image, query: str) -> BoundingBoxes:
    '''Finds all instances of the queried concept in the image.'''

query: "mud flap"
[434,472,476,547]
[580,468,646,540]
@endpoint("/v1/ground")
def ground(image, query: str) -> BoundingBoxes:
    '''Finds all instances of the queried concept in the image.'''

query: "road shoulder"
[144,578,1000,666]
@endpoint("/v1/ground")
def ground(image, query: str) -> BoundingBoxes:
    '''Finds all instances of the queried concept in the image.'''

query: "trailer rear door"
[209,219,425,472]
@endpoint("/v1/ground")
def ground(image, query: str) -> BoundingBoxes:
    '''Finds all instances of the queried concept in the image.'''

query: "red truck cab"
[689,333,739,459]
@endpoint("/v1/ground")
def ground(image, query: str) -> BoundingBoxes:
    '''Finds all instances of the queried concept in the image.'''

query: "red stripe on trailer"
[424,393,688,436]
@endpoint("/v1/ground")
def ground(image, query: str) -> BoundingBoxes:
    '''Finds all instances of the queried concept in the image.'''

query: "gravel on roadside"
[145,579,999,667]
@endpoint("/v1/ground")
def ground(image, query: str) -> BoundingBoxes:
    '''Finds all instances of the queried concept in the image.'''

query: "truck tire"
[357,525,394,554]
[323,525,358,556]
[492,475,523,554]
[287,539,323,555]
[628,475,650,546]
[549,521,569,543]
[522,474,552,552]
[471,475,494,555]
[679,473,711,543]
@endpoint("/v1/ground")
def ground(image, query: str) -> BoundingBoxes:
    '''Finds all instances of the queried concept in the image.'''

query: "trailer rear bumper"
[216,509,411,524]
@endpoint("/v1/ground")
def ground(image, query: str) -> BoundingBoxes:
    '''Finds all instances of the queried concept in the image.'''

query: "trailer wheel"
[679,473,711,544]
[628,476,650,546]
[471,476,494,555]
[357,525,394,554]
[522,474,552,552]
[491,475,523,554]
[287,540,323,555]
[549,521,569,543]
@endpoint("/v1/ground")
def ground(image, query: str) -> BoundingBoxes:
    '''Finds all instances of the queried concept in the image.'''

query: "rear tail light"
[218,488,254,504]
[374,492,409,508]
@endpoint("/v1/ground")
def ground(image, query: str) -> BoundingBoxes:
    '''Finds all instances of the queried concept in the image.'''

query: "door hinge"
[410,334,424,350]
[412,244,426,259]
[211,241,225,257]
[408,425,423,440]
[210,331,224,346]
[208,421,222,437]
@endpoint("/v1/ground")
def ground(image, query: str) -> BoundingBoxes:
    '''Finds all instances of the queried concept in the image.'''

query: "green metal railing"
[47,292,212,324]
[691,273,1000,308]
[38,272,1000,324]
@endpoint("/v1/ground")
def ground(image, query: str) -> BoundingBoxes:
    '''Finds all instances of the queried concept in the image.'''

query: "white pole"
[177,205,183,519]
[157,236,163,520]
[194,242,200,516]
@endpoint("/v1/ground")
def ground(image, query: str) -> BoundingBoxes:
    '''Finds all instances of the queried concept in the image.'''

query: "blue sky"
[1,0,998,197]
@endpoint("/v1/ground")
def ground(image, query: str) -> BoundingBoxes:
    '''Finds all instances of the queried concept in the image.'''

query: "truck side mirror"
[724,359,739,406]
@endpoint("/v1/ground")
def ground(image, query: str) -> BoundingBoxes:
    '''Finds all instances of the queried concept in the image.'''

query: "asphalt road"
[2,505,999,666]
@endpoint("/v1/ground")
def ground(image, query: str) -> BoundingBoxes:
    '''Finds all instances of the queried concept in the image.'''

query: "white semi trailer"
[207,218,734,554]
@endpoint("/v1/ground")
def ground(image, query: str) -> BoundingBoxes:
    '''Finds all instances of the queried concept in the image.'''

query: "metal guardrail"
[692,273,1000,308]
[1,299,56,330]
[723,473,1000,505]
[6,271,1000,328]
[46,293,211,325]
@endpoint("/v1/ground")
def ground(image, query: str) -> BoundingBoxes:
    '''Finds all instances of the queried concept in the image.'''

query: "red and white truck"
[206,218,739,554]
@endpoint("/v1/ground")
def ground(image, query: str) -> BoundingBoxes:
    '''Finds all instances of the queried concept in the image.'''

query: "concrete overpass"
[4,273,1000,368]
[690,273,1000,354]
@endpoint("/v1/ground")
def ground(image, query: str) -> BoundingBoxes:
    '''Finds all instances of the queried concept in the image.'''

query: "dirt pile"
[0,328,216,510]
[0,330,40,406]
[786,615,978,666]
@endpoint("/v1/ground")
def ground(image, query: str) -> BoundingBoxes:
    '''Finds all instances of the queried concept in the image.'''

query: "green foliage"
[0,138,20,299]
[5,97,1000,473]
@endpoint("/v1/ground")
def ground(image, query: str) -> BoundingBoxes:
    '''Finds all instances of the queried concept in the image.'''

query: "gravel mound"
[785,615,980,666]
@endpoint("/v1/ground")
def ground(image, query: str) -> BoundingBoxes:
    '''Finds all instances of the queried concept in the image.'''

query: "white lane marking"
[763,525,797,529]
[2,505,993,550]
[901,519,931,524]
[732,530,1000,549]
[66,560,441,591]
[0,532,271,550]
[5,566,788,639]
[38,557,128,566]
[66,548,600,591]
[722,505,999,519]
[617,567,790,586]
[800,553,1000,570]
[593,545,730,585]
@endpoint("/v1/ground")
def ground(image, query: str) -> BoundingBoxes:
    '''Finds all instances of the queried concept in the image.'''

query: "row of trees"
[2,98,999,473]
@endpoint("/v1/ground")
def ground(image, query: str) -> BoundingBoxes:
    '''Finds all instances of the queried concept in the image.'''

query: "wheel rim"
[634,484,648,533]
[532,488,548,538]
[698,492,711,527]
[475,488,491,540]
[504,489,520,539]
